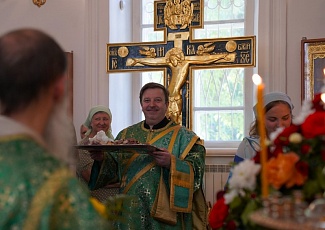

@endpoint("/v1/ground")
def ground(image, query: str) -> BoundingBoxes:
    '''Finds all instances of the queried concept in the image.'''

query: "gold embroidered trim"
[121,126,181,194]
[169,156,194,213]
[147,126,180,145]
[141,120,174,133]
[121,153,139,176]
[167,126,181,153]
[0,134,31,142]
[150,169,177,225]
[120,129,128,139]
[122,162,156,194]
[180,136,199,160]
[23,168,71,230]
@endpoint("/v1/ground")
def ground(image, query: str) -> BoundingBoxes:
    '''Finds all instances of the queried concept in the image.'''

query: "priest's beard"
[43,96,78,172]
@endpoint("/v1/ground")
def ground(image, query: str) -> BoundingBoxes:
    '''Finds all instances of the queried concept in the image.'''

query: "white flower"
[321,83,325,95]
[269,127,284,143]
[225,160,261,204]
[293,100,314,125]
[224,189,238,204]
[289,132,303,144]
[228,159,261,192]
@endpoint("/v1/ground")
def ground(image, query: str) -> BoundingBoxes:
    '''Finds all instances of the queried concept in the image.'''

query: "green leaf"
[241,199,260,226]
[303,180,321,200]
[104,194,138,222]
[229,195,243,210]
[316,168,325,189]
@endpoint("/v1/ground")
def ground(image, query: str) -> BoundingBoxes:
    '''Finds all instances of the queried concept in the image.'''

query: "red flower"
[250,193,257,199]
[273,125,300,146]
[312,94,325,111]
[301,112,325,138]
[216,190,226,200]
[253,151,260,163]
[225,220,237,230]
[209,197,229,229]
[301,144,311,155]
[295,161,309,178]
[272,145,284,157]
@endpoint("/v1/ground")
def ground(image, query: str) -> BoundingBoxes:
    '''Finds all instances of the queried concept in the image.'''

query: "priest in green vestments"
[0,29,110,229]
[89,82,207,229]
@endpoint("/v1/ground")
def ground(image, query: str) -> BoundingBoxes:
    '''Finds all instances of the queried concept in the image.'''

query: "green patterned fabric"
[90,120,206,230]
[0,135,111,229]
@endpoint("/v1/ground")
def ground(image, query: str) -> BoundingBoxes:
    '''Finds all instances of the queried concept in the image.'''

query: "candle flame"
[252,74,262,85]
[323,68,325,76]
[321,93,325,103]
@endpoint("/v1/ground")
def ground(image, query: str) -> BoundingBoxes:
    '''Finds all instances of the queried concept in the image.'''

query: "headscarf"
[83,105,114,139]
[253,92,294,117]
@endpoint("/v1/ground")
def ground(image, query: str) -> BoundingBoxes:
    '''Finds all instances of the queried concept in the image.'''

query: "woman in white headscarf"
[82,105,114,141]
[224,92,295,186]
[234,92,294,163]
[77,105,119,202]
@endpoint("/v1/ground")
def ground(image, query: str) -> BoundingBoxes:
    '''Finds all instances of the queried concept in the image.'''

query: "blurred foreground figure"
[0,28,110,229]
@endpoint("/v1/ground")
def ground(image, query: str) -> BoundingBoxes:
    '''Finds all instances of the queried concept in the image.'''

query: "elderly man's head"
[0,29,67,115]
[0,28,75,165]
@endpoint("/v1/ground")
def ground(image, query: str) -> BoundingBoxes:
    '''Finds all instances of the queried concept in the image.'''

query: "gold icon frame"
[301,38,325,101]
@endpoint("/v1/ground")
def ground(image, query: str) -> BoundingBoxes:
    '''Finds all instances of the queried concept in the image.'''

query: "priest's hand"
[148,148,171,169]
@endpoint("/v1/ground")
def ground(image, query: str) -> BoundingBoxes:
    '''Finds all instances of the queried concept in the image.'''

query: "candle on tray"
[252,74,268,198]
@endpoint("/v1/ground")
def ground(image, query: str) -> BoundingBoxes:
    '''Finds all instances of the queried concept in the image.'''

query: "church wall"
[108,0,135,139]
[286,0,325,114]
[0,0,86,136]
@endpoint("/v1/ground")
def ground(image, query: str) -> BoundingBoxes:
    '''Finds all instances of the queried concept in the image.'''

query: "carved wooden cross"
[106,0,255,128]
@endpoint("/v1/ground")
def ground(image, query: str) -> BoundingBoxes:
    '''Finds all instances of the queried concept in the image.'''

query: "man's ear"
[53,75,66,102]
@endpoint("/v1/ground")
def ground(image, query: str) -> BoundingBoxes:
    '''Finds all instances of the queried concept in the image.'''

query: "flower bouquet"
[209,93,325,230]
[90,194,138,225]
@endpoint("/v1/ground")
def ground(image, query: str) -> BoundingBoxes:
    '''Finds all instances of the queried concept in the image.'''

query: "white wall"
[108,0,135,137]
[0,0,87,140]
[286,0,325,115]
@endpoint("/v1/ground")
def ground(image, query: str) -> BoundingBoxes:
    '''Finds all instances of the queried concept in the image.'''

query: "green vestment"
[90,119,207,230]
[0,116,110,229]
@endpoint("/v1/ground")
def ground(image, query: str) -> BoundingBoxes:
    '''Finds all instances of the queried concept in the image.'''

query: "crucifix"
[106,0,256,128]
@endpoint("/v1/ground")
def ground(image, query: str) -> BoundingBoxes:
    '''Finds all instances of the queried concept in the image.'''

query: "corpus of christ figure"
[126,47,236,124]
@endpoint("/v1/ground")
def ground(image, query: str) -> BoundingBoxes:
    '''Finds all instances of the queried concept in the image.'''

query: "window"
[139,1,164,85]
[133,0,254,150]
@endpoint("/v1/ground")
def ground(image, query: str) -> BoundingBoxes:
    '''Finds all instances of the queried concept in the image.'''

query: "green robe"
[0,116,110,229]
[90,119,207,230]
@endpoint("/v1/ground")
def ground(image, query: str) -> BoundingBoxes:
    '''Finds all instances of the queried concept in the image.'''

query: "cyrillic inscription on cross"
[107,0,255,128]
